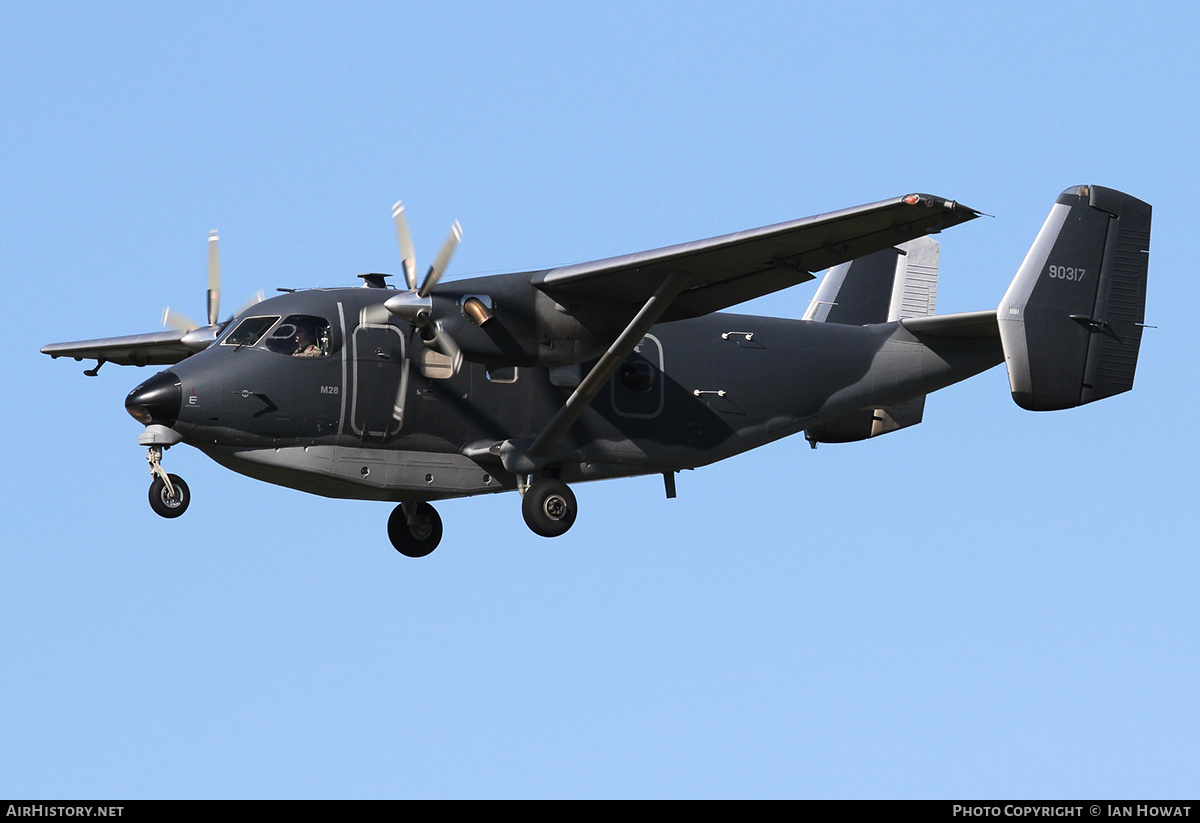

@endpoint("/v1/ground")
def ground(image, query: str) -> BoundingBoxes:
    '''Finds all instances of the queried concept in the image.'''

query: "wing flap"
[535,193,979,319]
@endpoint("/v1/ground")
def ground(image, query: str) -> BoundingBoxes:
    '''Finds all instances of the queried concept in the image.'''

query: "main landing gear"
[387,476,579,558]
[146,446,190,518]
[388,501,443,557]
[521,478,577,538]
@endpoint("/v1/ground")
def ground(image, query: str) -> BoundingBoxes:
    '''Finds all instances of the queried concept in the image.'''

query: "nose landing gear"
[146,446,190,518]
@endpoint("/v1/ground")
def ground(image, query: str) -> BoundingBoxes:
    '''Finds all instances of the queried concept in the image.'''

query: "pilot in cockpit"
[293,325,322,357]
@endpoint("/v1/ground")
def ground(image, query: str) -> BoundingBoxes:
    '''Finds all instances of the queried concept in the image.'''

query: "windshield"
[222,315,280,347]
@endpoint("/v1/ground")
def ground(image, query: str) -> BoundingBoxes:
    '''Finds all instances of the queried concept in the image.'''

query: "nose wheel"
[146,445,190,518]
[149,474,190,518]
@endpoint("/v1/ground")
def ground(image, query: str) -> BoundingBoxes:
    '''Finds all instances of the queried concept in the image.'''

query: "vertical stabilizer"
[803,236,939,324]
[998,185,1151,411]
[803,237,938,445]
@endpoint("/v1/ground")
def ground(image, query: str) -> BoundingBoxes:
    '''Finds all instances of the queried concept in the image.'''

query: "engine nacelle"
[412,274,627,368]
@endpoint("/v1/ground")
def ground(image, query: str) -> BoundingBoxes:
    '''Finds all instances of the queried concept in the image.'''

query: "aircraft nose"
[125,371,182,427]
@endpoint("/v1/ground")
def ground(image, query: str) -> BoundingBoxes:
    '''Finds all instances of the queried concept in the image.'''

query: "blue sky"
[4,0,1197,798]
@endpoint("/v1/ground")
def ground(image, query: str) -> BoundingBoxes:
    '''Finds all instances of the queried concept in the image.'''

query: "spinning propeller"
[384,201,465,370]
[162,230,263,351]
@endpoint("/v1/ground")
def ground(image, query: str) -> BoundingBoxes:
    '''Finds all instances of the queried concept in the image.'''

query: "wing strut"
[499,271,692,474]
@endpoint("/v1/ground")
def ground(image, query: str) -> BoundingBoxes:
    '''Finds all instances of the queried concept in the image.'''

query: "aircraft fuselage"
[139,286,1002,502]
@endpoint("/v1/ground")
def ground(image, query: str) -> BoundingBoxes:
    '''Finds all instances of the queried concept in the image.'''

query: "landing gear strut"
[521,478,577,538]
[146,446,189,518]
[388,501,443,557]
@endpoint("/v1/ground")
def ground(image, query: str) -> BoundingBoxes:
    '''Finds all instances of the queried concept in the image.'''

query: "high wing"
[483,192,983,472]
[534,193,980,319]
[41,329,194,369]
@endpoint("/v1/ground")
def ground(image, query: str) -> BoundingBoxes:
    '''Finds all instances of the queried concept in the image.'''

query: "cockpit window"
[223,316,280,347]
[263,315,332,357]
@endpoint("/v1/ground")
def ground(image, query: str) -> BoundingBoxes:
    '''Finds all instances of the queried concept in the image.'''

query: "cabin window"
[223,316,280,348]
[611,334,664,419]
[618,359,655,393]
[263,315,332,357]
[548,364,581,388]
[486,366,518,383]
[419,349,456,379]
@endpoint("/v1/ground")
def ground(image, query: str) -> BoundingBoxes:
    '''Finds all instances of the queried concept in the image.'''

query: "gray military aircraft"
[43,185,1151,556]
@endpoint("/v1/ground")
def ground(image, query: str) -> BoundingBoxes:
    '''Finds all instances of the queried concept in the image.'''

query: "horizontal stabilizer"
[804,396,927,446]
[902,310,999,339]
[998,185,1152,411]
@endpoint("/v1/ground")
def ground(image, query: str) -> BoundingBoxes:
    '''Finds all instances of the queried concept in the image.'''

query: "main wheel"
[149,474,190,518]
[522,478,577,538]
[388,501,443,557]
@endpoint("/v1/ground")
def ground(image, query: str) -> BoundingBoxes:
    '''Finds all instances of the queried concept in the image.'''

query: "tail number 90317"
[1048,265,1086,282]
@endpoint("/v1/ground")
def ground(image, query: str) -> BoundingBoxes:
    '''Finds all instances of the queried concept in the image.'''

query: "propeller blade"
[163,307,199,333]
[418,220,462,298]
[230,289,266,320]
[391,201,418,290]
[207,230,221,326]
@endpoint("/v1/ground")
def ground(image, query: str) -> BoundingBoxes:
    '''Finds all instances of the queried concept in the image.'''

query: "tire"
[388,501,443,557]
[149,474,190,519]
[521,478,577,538]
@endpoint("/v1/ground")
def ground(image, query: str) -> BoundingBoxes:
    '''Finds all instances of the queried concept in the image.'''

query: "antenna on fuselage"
[359,273,392,289]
